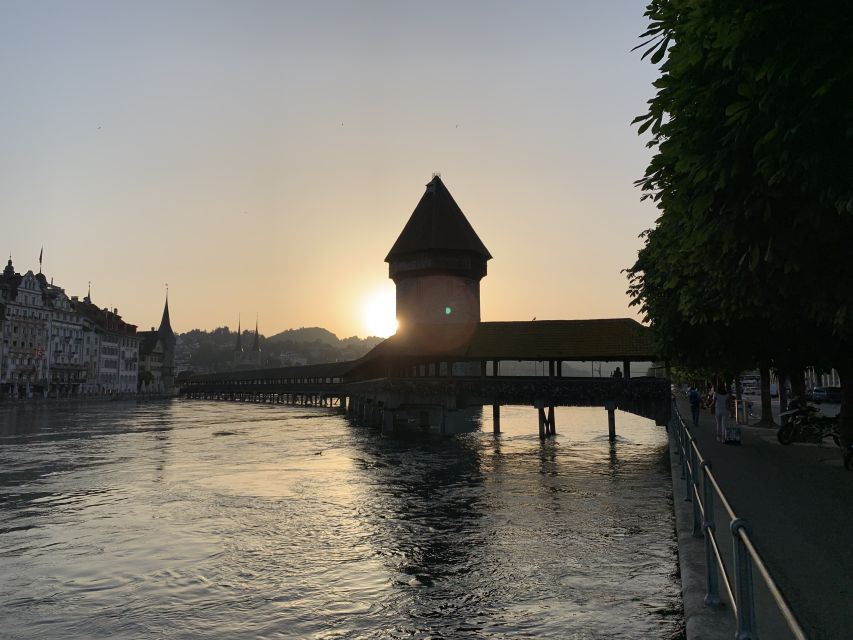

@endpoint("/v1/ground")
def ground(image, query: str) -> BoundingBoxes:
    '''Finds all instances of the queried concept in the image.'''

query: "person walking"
[714,382,730,442]
[688,386,701,427]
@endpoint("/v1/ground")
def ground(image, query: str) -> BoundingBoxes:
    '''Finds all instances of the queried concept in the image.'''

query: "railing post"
[731,518,757,639]
[690,445,702,536]
[683,434,692,502]
[700,461,721,607]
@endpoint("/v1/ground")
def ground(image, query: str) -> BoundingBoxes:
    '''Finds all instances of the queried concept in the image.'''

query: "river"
[0,400,682,639]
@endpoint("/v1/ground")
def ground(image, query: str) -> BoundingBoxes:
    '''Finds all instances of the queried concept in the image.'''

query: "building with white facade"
[73,298,139,394]
[0,258,142,398]
[0,261,51,397]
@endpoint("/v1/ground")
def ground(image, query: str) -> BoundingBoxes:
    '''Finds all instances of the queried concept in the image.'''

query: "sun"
[361,287,398,338]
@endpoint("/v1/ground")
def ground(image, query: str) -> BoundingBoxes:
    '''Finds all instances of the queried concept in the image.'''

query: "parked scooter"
[777,403,840,446]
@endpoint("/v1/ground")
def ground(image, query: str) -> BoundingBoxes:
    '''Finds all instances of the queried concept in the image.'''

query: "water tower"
[385,175,491,350]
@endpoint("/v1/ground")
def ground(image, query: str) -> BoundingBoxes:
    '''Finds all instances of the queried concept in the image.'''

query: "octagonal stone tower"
[385,176,491,346]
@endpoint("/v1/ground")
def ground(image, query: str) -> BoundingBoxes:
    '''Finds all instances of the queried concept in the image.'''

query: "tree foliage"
[628,1,853,442]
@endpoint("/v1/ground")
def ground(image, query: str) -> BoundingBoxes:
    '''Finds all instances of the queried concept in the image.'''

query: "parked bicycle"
[777,404,840,446]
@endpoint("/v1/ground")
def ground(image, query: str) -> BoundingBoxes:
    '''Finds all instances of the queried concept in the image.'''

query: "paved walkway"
[674,396,853,640]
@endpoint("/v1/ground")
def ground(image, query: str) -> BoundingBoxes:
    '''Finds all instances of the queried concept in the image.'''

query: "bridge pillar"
[605,399,617,442]
[382,408,394,435]
[548,405,556,435]
[492,404,501,434]
[623,360,631,379]
[535,398,546,439]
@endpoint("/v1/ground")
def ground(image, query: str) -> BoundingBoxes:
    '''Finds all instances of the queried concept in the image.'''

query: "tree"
[629,1,853,445]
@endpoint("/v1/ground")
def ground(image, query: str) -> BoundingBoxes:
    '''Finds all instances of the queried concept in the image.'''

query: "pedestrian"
[714,382,730,442]
[688,386,701,427]
[612,366,623,379]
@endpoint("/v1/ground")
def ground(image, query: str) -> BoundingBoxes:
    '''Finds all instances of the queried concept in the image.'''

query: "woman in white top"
[714,383,730,442]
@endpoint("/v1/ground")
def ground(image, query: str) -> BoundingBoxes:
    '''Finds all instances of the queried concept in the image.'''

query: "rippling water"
[0,400,682,639]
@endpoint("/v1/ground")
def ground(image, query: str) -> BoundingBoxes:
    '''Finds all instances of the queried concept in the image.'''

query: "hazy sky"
[1,0,658,338]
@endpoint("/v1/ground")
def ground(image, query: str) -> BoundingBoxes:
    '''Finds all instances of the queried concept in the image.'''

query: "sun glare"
[361,287,398,338]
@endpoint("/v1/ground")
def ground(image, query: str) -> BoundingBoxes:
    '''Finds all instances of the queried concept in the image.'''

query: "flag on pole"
[39,246,43,273]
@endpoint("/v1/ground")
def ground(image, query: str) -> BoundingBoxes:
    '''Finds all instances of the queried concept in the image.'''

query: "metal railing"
[671,401,808,640]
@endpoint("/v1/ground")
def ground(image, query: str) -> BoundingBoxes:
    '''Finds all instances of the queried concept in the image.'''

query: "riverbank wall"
[0,393,176,406]
[668,416,734,640]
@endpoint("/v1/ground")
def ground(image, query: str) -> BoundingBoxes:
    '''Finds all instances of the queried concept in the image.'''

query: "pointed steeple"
[252,315,260,352]
[235,315,243,353]
[385,175,492,262]
[158,291,176,345]
[3,257,14,279]
[386,176,490,332]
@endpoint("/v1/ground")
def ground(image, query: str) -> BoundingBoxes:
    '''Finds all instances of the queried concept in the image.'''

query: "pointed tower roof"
[385,175,492,262]
[252,316,260,352]
[158,295,175,343]
[235,316,243,353]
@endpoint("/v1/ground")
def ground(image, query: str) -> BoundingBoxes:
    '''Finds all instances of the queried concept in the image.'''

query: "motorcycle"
[777,404,840,446]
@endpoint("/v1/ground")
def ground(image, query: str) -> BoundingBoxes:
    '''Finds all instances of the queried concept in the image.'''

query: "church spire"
[235,314,243,353]
[157,288,175,344]
[252,314,260,352]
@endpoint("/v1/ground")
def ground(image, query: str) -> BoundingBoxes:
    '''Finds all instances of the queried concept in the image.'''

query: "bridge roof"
[469,319,656,360]
[185,319,658,385]
[361,318,658,362]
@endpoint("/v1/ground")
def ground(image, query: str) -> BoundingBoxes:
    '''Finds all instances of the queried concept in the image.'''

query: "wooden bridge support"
[535,399,556,438]
[492,404,501,434]
[605,399,617,442]
[382,408,394,435]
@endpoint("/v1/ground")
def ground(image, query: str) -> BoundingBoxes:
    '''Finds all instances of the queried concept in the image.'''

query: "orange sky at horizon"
[1,1,659,339]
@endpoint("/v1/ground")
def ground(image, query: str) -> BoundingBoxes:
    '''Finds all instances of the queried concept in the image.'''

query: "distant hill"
[265,326,341,347]
[177,325,386,374]
[265,326,386,350]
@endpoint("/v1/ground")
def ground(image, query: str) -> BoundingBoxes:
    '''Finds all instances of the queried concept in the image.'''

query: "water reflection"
[0,401,682,639]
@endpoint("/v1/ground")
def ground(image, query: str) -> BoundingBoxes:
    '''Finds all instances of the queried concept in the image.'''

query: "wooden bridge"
[181,318,671,438]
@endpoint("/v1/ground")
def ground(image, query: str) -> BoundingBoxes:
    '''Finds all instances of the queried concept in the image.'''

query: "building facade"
[73,298,140,394]
[0,258,152,398]
[0,261,52,397]
[45,283,86,395]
